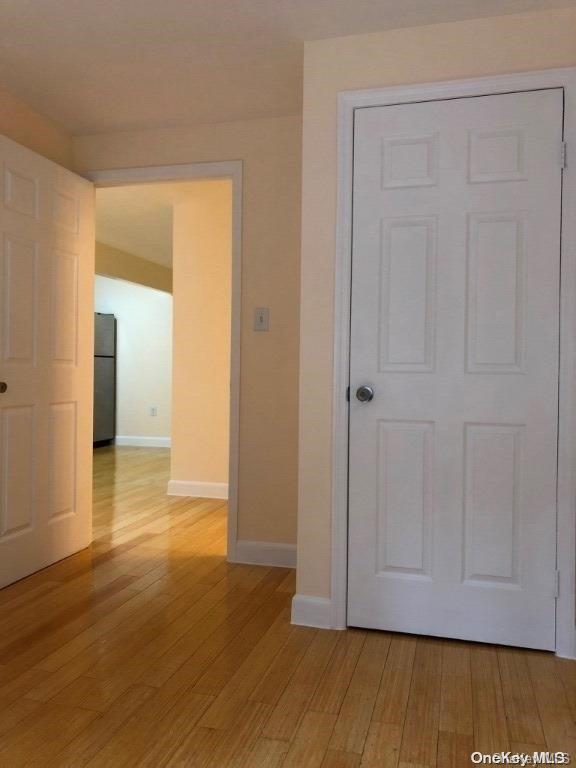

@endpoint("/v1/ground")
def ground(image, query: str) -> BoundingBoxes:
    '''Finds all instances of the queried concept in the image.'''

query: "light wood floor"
[0,446,575,767]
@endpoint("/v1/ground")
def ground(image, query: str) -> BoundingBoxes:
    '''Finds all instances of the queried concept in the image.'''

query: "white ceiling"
[0,0,575,135]
[96,181,214,267]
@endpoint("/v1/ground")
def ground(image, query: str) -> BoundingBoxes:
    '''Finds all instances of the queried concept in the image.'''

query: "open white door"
[0,135,94,588]
[348,89,563,650]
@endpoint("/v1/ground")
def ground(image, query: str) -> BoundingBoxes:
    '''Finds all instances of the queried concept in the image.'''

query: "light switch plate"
[254,307,270,332]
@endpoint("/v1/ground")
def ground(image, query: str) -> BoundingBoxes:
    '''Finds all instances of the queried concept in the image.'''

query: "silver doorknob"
[356,385,374,403]
[0,382,7,393]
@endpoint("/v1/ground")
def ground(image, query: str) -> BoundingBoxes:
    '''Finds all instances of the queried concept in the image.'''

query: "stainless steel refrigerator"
[93,313,116,445]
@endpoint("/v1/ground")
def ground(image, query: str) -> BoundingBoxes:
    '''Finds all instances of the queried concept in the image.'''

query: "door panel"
[0,135,94,588]
[348,89,563,650]
[1,405,35,537]
[51,250,79,365]
[379,217,436,372]
[2,235,38,364]
[463,423,522,584]
[376,420,434,576]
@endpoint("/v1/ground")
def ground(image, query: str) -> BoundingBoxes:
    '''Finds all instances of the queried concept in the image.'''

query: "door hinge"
[555,570,560,598]
[561,141,567,169]
[346,386,350,402]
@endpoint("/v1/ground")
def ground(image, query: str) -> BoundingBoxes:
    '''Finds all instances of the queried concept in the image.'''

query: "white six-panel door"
[0,135,94,588]
[348,89,563,650]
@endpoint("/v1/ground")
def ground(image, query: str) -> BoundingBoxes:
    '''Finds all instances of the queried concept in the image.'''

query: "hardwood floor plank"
[372,635,416,726]
[360,722,402,768]
[439,641,473,736]
[397,638,442,768]
[130,691,218,768]
[558,656,576,722]
[249,626,316,706]
[527,651,576,754]
[0,703,99,767]
[262,630,339,741]
[141,575,289,690]
[282,710,338,768]
[438,638,475,765]
[199,606,294,728]
[498,647,546,746]
[329,632,391,754]
[470,645,509,755]
[436,731,474,768]
[309,630,366,715]
[321,749,362,768]
[0,696,42,739]
[237,737,289,768]
[166,701,272,768]
[83,691,214,767]
[39,684,156,767]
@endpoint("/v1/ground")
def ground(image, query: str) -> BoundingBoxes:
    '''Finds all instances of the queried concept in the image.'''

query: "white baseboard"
[291,594,339,630]
[231,539,296,568]
[167,479,229,499]
[115,435,171,448]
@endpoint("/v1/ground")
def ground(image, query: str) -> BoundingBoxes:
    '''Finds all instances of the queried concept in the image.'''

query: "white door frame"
[85,160,243,563]
[333,68,576,658]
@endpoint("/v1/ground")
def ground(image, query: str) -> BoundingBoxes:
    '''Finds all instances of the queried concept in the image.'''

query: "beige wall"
[96,241,172,293]
[95,275,172,439]
[298,7,576,599]
[171,180,231,485]
[0,84,73,169]
[74,114,301,544]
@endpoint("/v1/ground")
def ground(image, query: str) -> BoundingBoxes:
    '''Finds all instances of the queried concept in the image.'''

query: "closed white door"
[0,135,94,588]
[348,89,563,650]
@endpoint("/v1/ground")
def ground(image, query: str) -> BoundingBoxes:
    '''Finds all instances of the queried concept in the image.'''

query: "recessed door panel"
[2,235,38,365]
[0,406,35,538]
[466,213,525,373]
[49,403,77,520]
[379,218,436,372]
[376,421,433,576]
[3,166,39,218]
[51,250,78,365]
[463,423,522,584]
[53,189,79,234]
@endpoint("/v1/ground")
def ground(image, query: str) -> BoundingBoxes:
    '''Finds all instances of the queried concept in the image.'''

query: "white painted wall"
[94,275,172,444]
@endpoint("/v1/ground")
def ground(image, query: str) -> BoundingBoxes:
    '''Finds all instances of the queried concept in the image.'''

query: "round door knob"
[355,385,374,403]
[0,382,7,394]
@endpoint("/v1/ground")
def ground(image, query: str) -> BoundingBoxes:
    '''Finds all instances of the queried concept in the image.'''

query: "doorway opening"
[89,165,240,558]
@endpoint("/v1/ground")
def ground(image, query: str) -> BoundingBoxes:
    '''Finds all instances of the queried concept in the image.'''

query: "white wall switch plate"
[254,307,270,332]
[150,406,157,417]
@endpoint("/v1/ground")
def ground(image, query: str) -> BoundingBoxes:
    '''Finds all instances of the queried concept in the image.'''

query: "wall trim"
[323,67,576,654]
[167,479,228,499]
[86,160,243,564]
[231,540,296,568]
[115,435,171,448]
[291,595,336,629]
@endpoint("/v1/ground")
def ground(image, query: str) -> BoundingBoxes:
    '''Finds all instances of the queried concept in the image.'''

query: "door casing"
[332,68,576,658]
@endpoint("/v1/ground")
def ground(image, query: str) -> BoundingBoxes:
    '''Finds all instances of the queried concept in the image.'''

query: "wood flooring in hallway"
[0,446,575,766]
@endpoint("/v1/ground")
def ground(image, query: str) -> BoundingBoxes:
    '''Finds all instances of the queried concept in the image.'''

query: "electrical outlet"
[150,406,157,417]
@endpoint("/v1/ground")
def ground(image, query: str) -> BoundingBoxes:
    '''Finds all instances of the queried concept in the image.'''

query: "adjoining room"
[92,178,233,538]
